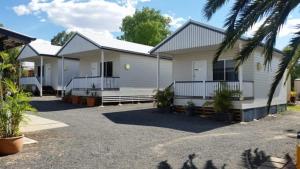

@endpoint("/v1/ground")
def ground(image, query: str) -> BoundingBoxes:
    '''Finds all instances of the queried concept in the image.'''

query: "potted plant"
[0,80,36,155]
[185,101,196,116]
[212,83,241,122]
[290,91,296,104]
[71,94,81,104]
[86,84,97,107]
[86,92,97,107]
[63,91,72,103]
[154,88,174,113]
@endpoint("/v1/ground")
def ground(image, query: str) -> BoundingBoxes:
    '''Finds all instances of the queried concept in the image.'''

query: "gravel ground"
[0,96,299,169]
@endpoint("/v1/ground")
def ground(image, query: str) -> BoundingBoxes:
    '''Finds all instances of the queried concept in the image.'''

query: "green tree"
[203,0,300,111]
[119,7,171,46]
[51,31,75,46]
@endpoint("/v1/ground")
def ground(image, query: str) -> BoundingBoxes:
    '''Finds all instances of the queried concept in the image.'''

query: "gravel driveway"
[0,97,299,169]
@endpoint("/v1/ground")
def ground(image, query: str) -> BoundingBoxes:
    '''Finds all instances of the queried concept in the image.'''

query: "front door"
[90,62,98,76]
[193,60,207,81]
[45,64,51,86]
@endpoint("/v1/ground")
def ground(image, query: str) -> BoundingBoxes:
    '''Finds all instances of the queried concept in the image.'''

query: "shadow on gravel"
[30,100,86,112]
[103,109,230,133]
[157,153,226,169]
[156,149,294,169]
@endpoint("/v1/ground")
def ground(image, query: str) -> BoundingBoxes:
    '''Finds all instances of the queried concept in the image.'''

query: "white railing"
[205,81,240,98]
[174,81,204,97]
[65,76,120,93]
[174,81,254,100]
[19,77,42,92]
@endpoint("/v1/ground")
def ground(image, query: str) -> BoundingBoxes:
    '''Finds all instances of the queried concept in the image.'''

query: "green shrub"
[213,83,241,113]
[0,80,36,138]
[154,88,174,108]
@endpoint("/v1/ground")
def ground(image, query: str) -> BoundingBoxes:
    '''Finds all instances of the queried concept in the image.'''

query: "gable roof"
[150,19,283,55]
[0,27,35,51]
[57,32,153,56]
[28,39,61,56]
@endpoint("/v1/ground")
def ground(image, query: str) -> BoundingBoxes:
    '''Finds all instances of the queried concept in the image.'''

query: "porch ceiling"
[161,44,239,56]
[62,49,119,59]
[19,55,57,63]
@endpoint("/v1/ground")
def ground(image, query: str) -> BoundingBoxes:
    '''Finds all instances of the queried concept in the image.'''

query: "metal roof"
[150,19,283,55]
[0,27,35,51]
[57,32,153,56]
[28,39,61,56]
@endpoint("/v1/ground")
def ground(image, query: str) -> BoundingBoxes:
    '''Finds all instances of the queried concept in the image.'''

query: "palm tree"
[0,52,13,101]
[203,0,300,112]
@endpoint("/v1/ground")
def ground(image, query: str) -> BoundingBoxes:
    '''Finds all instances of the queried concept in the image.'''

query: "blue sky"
[0,0,299,49]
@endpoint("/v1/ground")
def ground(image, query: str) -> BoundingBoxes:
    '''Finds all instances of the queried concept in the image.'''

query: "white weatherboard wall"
[78,50,120,77]
[33,58,79,90]
[172,47,287,109]
[57,59,79,90]
[241,50,287,109]
[119,53,172,95]
[59,35,98,56]
[76,50,172,96]
[172,48,253,82]
[18,46,37,60]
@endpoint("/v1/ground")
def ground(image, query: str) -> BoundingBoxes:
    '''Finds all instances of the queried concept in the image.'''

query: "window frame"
[213,59,239,81]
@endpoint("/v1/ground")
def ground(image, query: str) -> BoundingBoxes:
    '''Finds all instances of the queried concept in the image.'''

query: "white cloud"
[163,14,186,29]
[12,0,149,38]
[246,18,299,38]
[13,5,31,15]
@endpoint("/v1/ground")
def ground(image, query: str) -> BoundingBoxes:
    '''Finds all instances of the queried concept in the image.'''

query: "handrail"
[72,76,120,79]
[175,80,254,83]
[65,77,74,89]
[20,76,42,92]
[173,80,254,99]
[64,76,120,93]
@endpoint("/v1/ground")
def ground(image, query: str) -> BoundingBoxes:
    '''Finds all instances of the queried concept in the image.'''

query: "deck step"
[174,106,242,121]
[102,95,154,104]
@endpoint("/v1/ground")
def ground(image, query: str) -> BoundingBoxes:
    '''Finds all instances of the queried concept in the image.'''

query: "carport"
[0,26,35,51]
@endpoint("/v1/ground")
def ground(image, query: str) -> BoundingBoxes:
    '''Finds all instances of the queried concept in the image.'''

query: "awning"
[0,27,35,51]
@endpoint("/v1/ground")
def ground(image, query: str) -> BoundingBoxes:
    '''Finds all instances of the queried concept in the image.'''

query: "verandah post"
[157,53,160,90]
[40,56,43,97]
[101,49,104,91]
[238,43,244,100]
[61,55,64,97]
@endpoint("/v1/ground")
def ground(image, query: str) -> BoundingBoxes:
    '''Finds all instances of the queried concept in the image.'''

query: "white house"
[56,32,172,104]
[18,40,79,96]
[151,20,288,122]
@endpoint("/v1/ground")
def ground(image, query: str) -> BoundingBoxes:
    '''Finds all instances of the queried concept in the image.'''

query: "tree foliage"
[51,31,75,46]
[283,45,300,89]
[203,0,300,112]
[119,7,171,46]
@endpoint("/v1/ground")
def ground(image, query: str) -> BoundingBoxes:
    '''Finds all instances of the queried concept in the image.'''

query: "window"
[213,60,238,81]
[37,66,44,77]
[100,61,113,77]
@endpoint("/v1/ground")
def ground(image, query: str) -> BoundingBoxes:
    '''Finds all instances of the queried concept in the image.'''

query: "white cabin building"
[151,20,288,122]
[57,32,172,104]
[18,40,79,96]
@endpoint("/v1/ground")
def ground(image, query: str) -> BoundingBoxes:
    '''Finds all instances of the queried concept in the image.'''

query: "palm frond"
[213,0,277,63]
[224,0,250,32]
[267,29,300,112]
[203,0,230,20]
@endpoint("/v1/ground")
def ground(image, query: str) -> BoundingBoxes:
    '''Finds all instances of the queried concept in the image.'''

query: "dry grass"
[287,104,300,112]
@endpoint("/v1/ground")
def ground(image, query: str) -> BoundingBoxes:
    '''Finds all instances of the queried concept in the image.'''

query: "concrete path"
[21,114,68,133]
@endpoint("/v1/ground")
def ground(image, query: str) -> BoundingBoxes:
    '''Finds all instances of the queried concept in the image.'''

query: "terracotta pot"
[0,135,24,155]
[67,97,72,103]
[86,97,96,107]
[71,96,81,104]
